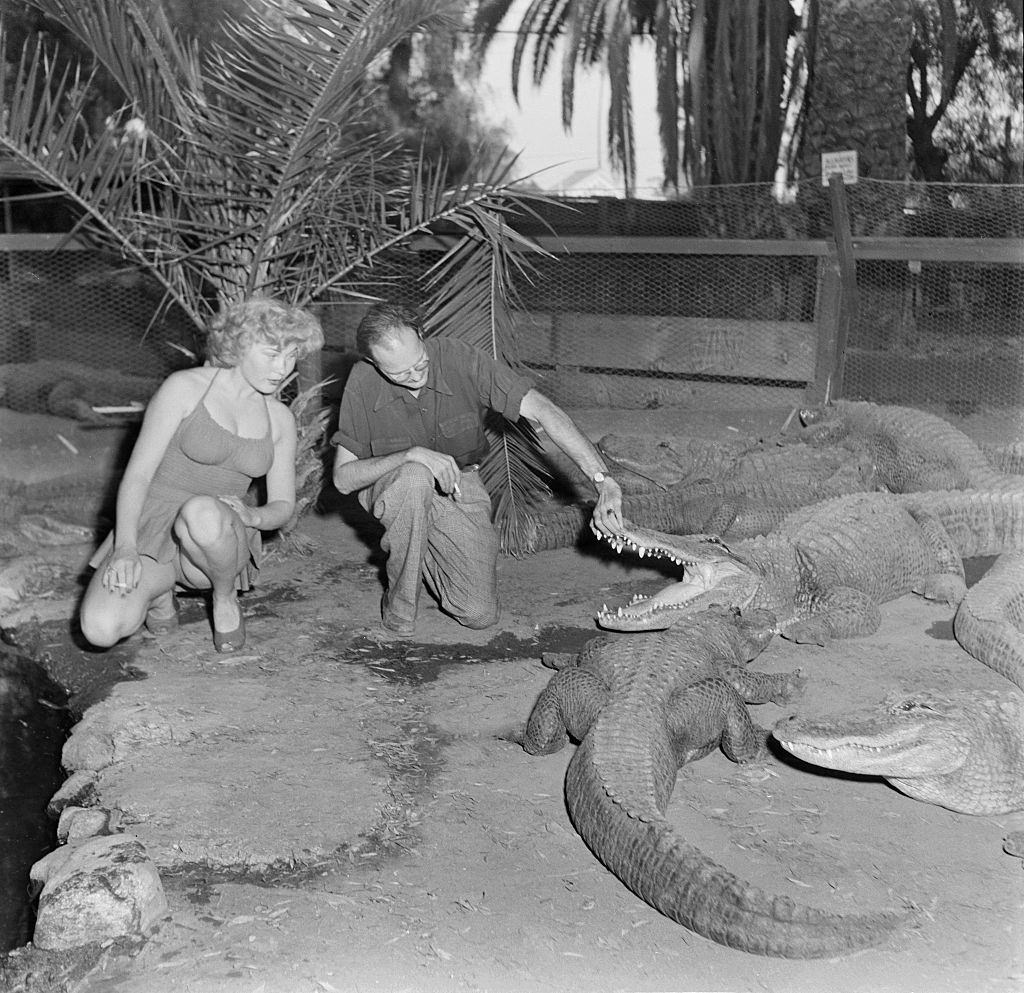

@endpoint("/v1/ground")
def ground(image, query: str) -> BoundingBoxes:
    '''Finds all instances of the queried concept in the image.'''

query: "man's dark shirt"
[331,337,535,470]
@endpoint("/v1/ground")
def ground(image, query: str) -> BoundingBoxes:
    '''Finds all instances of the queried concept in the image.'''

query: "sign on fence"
[821,150,858,186]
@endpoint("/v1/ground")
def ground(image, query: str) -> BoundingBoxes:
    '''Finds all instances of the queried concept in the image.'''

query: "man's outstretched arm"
[518,389,623,535]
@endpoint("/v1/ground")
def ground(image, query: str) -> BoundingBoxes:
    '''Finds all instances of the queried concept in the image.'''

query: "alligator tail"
[900,489,1024,558]
[566,739,915,959]
[954,550,1024,692]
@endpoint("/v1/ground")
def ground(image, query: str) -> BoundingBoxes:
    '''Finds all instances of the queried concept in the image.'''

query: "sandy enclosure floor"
[1,403,1023,993]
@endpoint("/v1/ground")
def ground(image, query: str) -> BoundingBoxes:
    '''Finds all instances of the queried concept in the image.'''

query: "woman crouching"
[80,296,324,653]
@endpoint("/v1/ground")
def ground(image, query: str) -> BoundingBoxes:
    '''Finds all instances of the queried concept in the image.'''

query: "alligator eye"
[892,700,936,714]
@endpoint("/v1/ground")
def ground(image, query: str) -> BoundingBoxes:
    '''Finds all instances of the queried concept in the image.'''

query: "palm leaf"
[272,375,337,555]
[6,0,554,537]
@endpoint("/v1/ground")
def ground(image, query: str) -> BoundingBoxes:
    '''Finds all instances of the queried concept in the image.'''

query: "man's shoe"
[380,594,415,638]
[377,621,415,640]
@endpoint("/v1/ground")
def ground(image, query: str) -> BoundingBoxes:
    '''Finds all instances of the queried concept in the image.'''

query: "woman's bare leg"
[79,558,177,648]
[173,495,249,633]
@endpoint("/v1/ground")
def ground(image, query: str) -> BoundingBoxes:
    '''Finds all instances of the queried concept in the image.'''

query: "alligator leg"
[907,507,968,605]
[723,664,807,706]
[780,586,883,645]
[522,667,610,755]
[666,676,775,765]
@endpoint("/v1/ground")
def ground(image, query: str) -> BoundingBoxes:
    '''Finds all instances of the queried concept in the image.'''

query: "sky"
[473,18,663,195]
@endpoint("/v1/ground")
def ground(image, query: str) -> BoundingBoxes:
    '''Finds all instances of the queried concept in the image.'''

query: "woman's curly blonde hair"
[206,297,324,368]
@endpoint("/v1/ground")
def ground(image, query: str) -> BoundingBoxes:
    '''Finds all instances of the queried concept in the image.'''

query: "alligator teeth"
[637,547,645,559]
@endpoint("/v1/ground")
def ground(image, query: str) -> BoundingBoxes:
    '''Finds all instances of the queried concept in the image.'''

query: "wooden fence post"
[825,175,859,400]
[809,252,843,404]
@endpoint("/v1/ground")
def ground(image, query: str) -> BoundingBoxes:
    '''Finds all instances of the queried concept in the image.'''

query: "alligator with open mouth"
[772,687,1024,815]
[518,606,913,958]
[593,490,1024,682]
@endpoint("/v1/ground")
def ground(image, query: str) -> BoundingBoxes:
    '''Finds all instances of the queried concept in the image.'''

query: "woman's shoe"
[213,609,246,653]
[145,594,179,636]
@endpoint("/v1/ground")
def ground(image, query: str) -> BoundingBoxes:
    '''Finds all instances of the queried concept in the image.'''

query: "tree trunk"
[798,0,914,219]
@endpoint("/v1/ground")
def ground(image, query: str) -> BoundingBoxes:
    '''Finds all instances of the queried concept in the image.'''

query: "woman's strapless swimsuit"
[90,371,274,589]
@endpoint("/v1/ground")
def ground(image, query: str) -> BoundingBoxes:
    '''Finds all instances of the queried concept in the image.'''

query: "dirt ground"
[1,403,1023,993]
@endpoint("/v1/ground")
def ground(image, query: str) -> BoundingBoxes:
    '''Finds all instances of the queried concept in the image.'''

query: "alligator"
[521,463,876,553]
[796,400,1020,493]
[980,441,1024,477]
[0,359,160,421]
[953,550,1024,692]
[518,606,913,958]
[595,433,862,491]
[772,687,1024,815]
[535,401,1020,554]
[593,490,1024,659]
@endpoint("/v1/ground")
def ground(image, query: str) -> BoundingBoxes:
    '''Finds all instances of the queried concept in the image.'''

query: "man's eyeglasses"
[375,347,429,383]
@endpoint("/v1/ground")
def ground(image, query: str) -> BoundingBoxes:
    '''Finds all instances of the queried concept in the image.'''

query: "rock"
[29,844,75,885]
[57,805,114,844]
[61,704,175,772]
[61,724,117,772]
[31,834,167,950]
[47,769,99,817]
[60,696,176,773]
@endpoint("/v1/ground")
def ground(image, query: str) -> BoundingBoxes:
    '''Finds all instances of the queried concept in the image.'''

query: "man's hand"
[406,446,461,497]
[590,476,623,536]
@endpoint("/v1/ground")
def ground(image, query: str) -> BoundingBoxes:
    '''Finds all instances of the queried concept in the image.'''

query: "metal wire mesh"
[2,178,1022,419]
[501,178,1024,414]
[0,242,197,383]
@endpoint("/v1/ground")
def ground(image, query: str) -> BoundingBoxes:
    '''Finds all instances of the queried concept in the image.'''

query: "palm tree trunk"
[799,0,914,185]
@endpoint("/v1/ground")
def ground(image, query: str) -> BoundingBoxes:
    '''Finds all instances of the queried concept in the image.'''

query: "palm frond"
[482,417,555,556]
[274,374,337,553]
[17,0,203,130]
[654,1,682,190]
[7,0,555,538]
[604,0,635,191]
[0,19,204,323]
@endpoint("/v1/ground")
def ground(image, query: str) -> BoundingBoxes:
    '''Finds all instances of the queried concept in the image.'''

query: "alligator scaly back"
[798,400,1020,493]
[523,608,914,958]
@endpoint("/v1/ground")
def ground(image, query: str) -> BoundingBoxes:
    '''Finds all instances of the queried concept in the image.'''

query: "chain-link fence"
[493,178,1024,415]
[0,236,196,417]
[2,178,1022,420]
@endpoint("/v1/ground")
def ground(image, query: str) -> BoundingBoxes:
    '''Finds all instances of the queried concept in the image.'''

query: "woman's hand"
[104,548,143,595]
[217,495,260,528]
